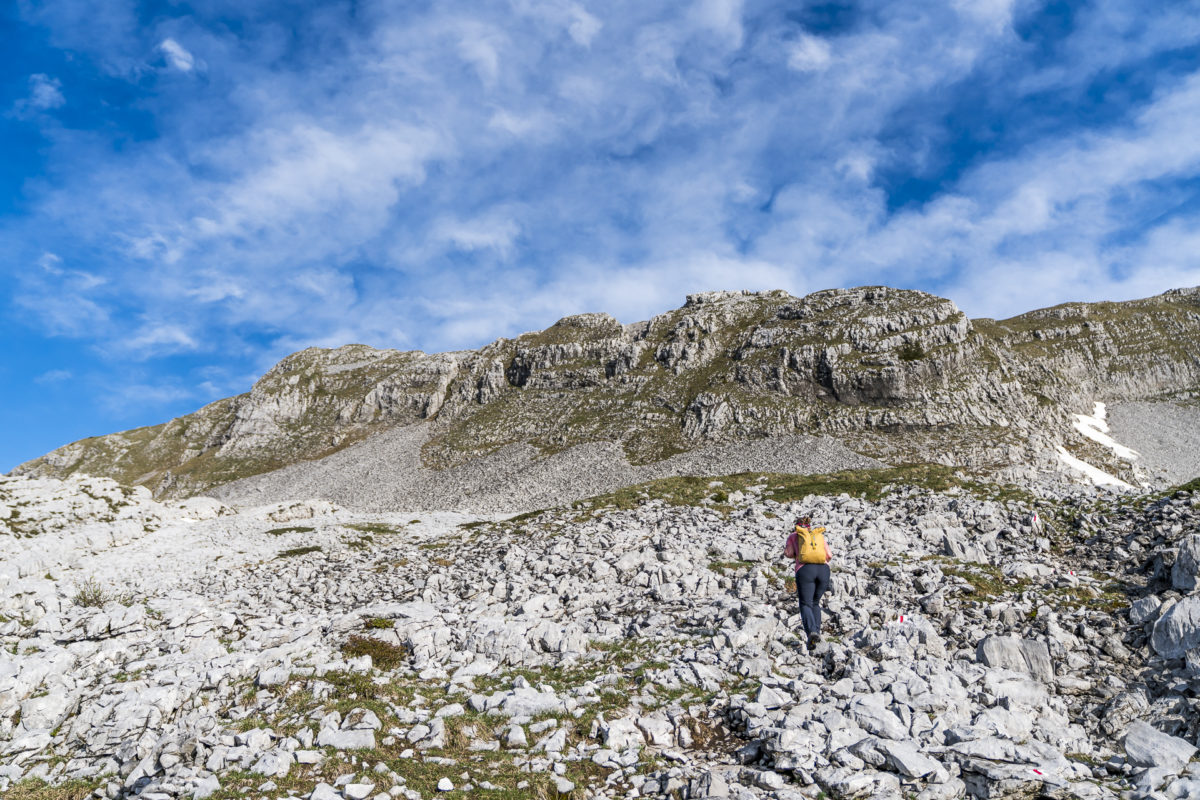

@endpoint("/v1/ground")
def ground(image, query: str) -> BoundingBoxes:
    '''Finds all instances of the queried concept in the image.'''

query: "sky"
[3,0,1200,471]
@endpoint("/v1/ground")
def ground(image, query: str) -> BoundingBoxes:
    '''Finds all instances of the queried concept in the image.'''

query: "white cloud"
[37,252,63,272]
[37,252,107,288]
[187,279,245,303]
[159,38,196,72]
[787,34,832,73]
[34,369,72,384]
[432,214,522,258]
[952,0,1017,32]
[692,0,744,48]
[11,74,65,117]
[836,153,875,182]
[566,6,602,46]
[16,291,109,338]
[182,123,443,260]
[14,253,111,337]
[122,322,199,357]
[457,24,503,86]
[487,108,557,139]
[510,0,601,46]
[101,382,195,413]
[27,74,65,109]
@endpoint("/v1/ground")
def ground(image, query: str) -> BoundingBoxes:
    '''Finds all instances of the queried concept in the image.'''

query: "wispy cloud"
[11,74,65,117]
[100,381,196,414]
[34,369,72,384]
[122,322,200,358]
[159,38,197,72]
[787,34,832,73]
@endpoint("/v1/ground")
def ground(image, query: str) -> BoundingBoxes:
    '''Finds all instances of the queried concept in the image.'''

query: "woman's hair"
[795,516,812,528]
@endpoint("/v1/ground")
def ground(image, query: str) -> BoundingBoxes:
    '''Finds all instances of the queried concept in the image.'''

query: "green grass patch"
[1176,476,1200,493]
[345,522,405,535]
[708,560,756,573]
[276,545,323,559]
[4,779,101,800]
[418,539,454,549]
[930,559,1032,599]
[567,463,1029,516]
[1046,583,1129,613]
[72,576,133,608]
[364,617,395,629]
[266,525,315,536]
[341,635,410,670]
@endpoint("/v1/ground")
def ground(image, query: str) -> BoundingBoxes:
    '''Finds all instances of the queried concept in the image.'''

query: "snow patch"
[1072,402,1139,460]
[1055,446,1133,490]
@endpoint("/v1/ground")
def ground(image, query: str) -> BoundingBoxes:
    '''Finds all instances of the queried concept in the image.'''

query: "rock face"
[12,286,1200,501]
[3,469,1200,799]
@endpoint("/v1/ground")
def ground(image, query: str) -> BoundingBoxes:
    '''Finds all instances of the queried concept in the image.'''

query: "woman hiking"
[784,516,832,650]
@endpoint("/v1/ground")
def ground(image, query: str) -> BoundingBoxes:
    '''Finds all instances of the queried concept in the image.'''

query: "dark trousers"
[795,563,831,637]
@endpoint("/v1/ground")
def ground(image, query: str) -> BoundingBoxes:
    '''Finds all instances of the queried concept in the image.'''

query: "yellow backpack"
[795,526,827,565]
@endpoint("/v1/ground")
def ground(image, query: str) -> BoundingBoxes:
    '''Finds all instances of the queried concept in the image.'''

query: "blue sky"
[3,0,1200,471]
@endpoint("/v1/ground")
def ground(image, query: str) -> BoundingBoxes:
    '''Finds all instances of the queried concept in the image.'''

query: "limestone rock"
[1151,596,1200,659]
[1124,720,1197,773]
[976,635,1054,682]
[1173,535,1200,593]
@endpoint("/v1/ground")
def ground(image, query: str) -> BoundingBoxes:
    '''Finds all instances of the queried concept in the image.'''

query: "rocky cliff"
[13,286,1200,498]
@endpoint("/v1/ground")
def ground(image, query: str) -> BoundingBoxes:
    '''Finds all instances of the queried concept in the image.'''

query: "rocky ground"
[1107,402,1200,487]
[209,427,881,514]
[3,470,1200,800]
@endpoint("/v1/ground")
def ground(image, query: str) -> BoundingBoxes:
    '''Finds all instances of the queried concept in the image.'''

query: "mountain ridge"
[13,285,1200,500]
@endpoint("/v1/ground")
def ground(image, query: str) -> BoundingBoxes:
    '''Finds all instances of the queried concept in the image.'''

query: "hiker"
[784,515,832,649]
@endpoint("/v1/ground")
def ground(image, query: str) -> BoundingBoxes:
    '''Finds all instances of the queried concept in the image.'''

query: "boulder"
[1124,720,1197,774]
[498,687,562,717]
[309,784,339,800]
[636,715,675,747]
[976,636,1053,682]
[193,775,220,800]
[316,728,375,750]
[872,738,941,778]
[1151,596,1200,659]
[250,750,293,778]
[1129,596,1163,625]
[1173,535,1200,593]
[602,717,645,750]
[847,696,908,740]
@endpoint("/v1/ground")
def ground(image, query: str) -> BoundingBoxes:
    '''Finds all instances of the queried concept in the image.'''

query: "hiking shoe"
[808,633,822,648]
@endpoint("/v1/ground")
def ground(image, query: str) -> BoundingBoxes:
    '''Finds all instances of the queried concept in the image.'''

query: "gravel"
[1107,401,1200,486]
[208,423,883,512]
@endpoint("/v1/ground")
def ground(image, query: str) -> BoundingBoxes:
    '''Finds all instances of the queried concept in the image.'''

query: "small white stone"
[436,777,454,792]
